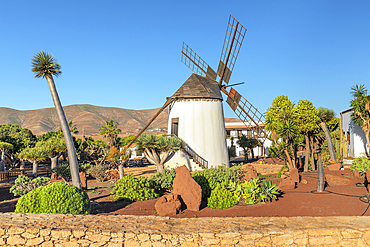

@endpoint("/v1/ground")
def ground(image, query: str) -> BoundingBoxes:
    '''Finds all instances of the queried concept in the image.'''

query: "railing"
[0,164,52,183]
[168,134,208,169]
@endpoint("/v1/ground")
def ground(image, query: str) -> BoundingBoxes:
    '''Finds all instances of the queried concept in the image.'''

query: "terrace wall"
[0,213,370,246]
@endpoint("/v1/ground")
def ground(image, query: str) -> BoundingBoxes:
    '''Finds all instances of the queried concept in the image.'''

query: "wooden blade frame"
[127,98,176,148]
[217,15,247,85]
[223,87,268,141]
[181,42,217,80]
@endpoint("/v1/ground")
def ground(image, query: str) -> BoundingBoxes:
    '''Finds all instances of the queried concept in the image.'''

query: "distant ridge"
[0,104,169,138]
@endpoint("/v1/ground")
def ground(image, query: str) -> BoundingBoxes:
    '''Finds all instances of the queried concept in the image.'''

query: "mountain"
[0,104,169,138]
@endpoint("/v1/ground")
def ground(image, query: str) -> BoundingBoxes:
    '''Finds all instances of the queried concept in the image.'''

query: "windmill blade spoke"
[218,15,247,85]
[225,87,268,141]
[181,42,217,80]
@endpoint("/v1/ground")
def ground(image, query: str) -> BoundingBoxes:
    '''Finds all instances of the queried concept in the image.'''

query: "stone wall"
[0,213,370,246]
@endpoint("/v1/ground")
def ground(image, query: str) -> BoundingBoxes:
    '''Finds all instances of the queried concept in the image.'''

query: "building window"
[171,118,179,136]
[226,130,231,137]
[238,130,243,137]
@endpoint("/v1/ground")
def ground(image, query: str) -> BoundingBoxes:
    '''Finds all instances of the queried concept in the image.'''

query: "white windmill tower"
[128,15,268,171]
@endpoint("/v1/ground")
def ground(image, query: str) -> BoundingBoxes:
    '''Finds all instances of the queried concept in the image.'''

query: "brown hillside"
[0,104,169,138]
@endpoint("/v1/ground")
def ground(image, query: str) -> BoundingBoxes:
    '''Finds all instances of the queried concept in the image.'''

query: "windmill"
[128,15,267,170]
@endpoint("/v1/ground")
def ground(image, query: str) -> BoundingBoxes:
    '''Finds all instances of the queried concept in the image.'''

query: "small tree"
[293,100,320,171]
[236,134,249,160]
[18,145,48,178]
[266,96,298,170]
[100,120,121,147]
[42,137,67,171]
[108,146,131,179]
[350,84,370,155]
[0,142,13,171]
[136,134,182,173]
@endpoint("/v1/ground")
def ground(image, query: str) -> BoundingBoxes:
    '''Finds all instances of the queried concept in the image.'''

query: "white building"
[164,74,229,171]
[340,109,369,158]
[225,120,272,158]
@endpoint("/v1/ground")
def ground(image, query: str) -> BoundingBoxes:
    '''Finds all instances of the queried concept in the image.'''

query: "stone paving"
[1,213,370,246]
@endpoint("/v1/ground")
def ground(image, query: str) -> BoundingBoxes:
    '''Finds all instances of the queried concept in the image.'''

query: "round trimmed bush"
[207,184,239,209]
[15,182,90,215]
[111,174,159,202]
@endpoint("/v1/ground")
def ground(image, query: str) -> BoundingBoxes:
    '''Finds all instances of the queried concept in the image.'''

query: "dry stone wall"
[0,213,370,246]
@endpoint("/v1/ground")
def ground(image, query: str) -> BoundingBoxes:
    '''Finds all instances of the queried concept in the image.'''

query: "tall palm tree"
[100,120,122,147]
[31,51,81,189]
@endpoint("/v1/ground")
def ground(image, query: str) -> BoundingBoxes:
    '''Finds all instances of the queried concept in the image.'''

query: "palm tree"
[31,51,81,189]
[316,107,336,162]
[100,120,122,147]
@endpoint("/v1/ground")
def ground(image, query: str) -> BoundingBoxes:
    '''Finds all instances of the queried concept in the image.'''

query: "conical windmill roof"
[170,74,223,100]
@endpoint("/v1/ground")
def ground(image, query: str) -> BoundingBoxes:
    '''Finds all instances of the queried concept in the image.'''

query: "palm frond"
[31,51,61,78]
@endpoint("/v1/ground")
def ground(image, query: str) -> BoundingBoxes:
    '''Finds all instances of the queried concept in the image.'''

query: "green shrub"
[192,165,245,191]
[350,157,370,176]
[10,175,50,196]
[15,182,90,214]
[111,174,159,202]
[207,184,239,209]
[54,163,71,182]
[87,163,109,182]
[191,174,212,201]
[149,168,176,194]
[277,165,287,178]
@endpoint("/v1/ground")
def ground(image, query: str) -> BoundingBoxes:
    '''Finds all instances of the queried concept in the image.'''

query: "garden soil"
[1,159,370,218]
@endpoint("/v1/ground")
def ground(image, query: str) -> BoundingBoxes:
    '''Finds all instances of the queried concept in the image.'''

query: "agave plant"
[261,179,280,202]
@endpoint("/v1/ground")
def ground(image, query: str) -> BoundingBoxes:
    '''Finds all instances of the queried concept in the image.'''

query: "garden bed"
[1,162,370,218]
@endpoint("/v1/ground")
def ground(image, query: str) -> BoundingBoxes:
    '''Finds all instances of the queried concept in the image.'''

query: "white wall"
[166,99,229,168]
[226,130,272,158]
[342,110,369,158]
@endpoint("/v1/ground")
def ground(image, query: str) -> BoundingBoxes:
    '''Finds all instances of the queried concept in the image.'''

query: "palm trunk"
[118,163,124,179]
[0,161,4,172]
[156,164,164,173]
[32,160,38,178]
[243,148,248,161]
[50,153,61,171]
[284,148,293,170]
[320,122,336,162]
[290,142,296,169]
[304,135,310,172]
[317,155,325,192]
[310,137,316,170]
[45,74,81,189]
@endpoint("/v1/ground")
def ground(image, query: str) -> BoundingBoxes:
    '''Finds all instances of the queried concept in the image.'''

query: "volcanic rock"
[172,165,202,211]
[326,163,342,171]
[79,172,87,190]
[289,168,299,183]
[325,174,355,186]
[353,170,361,177]
[155,194,182,216]
[50,173,58,181]
[107,169,120,180]
[244,165,258,181]
[278,177,295,189]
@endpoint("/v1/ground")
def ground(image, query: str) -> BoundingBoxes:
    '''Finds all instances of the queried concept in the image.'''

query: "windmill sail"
[181,42,217,80]
[217,15,247,85]
[224,87,268,140]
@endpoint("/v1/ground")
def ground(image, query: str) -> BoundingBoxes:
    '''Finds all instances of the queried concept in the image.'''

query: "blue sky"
[1,1,369,119]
